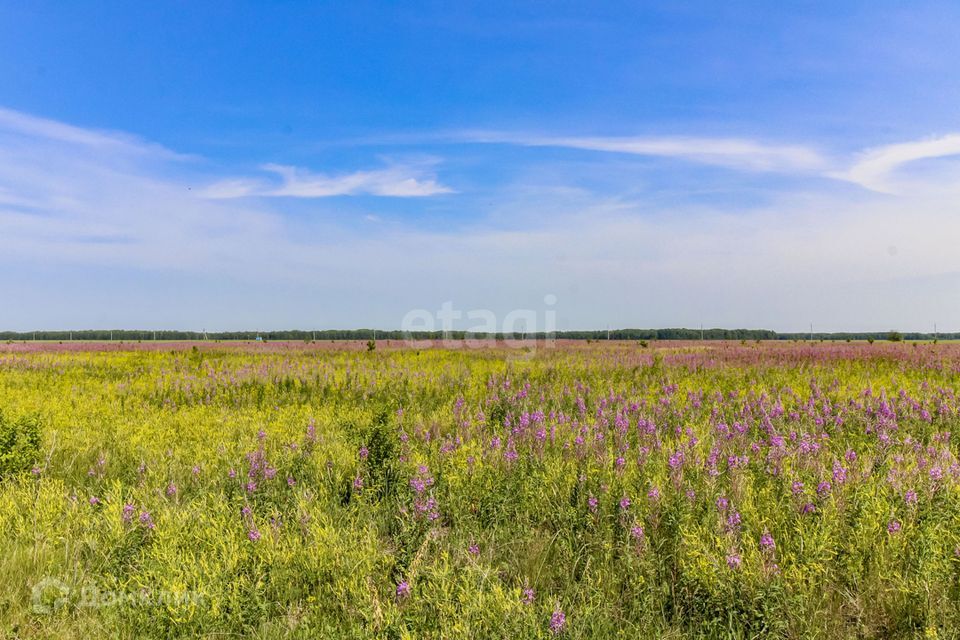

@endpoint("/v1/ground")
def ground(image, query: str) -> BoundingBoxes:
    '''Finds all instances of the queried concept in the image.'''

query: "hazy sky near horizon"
[2,1,960,332]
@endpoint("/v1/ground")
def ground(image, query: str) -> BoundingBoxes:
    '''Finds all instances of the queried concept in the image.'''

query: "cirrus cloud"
[201,162,454,199]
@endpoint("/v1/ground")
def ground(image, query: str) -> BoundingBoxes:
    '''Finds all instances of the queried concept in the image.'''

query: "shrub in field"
[0,409,42,478]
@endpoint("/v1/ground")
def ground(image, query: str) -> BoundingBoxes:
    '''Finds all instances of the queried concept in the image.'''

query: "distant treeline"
[1,328,956,342]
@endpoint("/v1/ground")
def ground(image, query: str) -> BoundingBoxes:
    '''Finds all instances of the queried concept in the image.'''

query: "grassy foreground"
[2,341,960,638]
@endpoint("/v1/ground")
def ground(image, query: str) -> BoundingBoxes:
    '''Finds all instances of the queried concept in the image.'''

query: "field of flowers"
[2,340,960,638]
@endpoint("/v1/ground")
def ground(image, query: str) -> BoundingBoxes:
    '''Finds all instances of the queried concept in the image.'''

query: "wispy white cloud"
[832,133,960,193]
[2,105,960,331]
[0,107,190,161]
[463,131,827,173]
[201,162,453,199]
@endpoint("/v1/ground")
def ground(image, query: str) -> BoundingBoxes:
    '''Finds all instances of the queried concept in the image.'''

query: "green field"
[3,341,960,638]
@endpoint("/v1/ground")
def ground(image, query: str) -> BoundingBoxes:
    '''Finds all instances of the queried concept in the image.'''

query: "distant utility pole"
[700,323,704,341]
[607,325,610,340]
[810,323,813,342]
[935,323,938,342]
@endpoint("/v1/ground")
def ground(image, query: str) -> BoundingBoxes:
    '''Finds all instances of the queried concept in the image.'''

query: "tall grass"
[1,341,959,638]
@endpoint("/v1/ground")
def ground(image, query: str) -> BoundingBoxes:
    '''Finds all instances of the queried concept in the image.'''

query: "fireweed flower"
[588,495,598,513]
[887,520,902,534]
[716,496,729,511]
[287,476,296,487]
[522,587,536,605]
[139,511,155,529]
[550,606,566,634]
[248,528,261,542]
[630,525,645,541]
[121,504,136,524]
[647,486,661,502]
[396,581,411,599]
[760,532,776,551]
[468,542,480,556]
[832,462,847,485]
[359,446,369,460]
[905,489,918,505]
[726,553,742,570]
[353,475,363,491]
[166,483,178,497]
[619,496,631,510]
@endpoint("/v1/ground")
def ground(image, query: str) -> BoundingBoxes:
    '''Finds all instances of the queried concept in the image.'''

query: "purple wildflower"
[726,553,742,570]
[396,580,411,599]
[248,528,261,541]
[522,587,536,605]
[550,607,566,634]
[760,532,775,551]
[887,520,902,534]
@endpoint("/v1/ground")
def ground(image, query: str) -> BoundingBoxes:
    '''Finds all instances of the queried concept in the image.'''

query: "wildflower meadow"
[3,340,960,638]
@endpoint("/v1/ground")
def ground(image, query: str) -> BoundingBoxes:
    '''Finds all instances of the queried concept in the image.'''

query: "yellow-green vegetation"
[2,341,960,638]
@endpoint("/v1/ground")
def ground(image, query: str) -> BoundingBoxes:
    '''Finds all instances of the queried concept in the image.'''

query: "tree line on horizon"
[1,328,954,342]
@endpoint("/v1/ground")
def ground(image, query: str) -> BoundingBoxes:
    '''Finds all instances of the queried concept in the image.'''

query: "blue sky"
[2,1,960,332]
